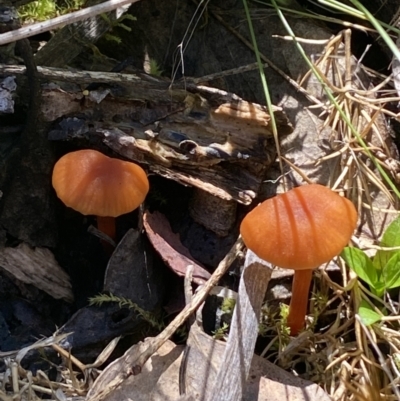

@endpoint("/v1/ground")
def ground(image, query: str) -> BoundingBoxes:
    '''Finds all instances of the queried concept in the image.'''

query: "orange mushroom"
[52,149,149,247]
[240,184,357,335]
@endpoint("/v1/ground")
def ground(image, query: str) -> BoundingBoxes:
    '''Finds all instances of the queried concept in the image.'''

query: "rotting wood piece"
[189,188,237,236]
[12,66,293,204]
[0,243,73,303]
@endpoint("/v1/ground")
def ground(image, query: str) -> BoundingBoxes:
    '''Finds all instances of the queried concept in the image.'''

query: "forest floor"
[1,0,400,400]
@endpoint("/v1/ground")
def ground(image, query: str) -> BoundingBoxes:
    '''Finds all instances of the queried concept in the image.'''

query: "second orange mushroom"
[240,184,358,335]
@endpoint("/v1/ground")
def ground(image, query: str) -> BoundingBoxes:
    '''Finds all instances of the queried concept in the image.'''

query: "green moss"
[19,0,57,22]
[220,297,236,314]
[18,0,84,23]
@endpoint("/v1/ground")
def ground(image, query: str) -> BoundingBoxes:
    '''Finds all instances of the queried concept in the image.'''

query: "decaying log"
[0,65,292,204]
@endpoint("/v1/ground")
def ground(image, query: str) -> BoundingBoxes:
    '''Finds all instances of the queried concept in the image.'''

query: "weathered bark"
[0,64,292,205]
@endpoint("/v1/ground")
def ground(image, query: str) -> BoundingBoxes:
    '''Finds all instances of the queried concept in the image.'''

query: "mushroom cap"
[240,184,358,270]
[52,150,149,217]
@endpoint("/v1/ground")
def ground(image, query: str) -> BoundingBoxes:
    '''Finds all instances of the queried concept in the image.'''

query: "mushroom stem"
[97,216,116,254]
[287,269,313,336]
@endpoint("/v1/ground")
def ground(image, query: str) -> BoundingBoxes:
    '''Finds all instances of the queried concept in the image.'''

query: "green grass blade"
[347,0,400,62]
[242,0,285,180]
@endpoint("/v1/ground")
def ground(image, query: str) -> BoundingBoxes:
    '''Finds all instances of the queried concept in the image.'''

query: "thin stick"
[0,64,157,85]
[0,0,142,46]
[189,62,269,84]
[52,344,87,373]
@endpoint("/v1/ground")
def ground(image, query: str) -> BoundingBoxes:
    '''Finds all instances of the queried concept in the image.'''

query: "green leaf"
[341,247,378,288]
[373,216,400,269]
[372,282,386,298]
[358,300,381,326]
[381,252,400,290]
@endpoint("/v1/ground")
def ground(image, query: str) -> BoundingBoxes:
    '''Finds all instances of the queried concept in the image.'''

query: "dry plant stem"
[11,362,19,393]
[287,269,313,336]
[184,265,195,326]
[356,315,400,399]
[208,251,273,401]
[0,65,160,86]
[52,344,86,372]
[190,62,269,84]
[0,0,142,46]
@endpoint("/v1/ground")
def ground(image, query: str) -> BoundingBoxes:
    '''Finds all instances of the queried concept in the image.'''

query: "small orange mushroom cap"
[52,150,149,217]
[240,184,357,270]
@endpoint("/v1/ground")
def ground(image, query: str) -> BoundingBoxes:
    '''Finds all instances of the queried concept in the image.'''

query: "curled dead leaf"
[143,211,211,285]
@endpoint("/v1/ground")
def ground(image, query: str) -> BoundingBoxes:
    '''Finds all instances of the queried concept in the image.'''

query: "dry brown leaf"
[143,211,211,285]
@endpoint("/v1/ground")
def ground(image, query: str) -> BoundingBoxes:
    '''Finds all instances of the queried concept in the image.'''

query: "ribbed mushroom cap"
[52,150,149,217]
[240,184,357,270]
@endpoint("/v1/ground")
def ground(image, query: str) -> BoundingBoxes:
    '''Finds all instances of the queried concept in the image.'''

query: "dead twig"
[0,0,141,46]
